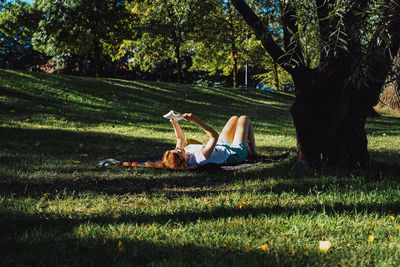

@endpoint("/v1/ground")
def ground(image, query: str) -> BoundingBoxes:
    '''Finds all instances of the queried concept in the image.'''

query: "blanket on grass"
[99,152,290,171]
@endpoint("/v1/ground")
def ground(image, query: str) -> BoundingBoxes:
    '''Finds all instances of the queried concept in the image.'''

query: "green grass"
[1,68,400,266]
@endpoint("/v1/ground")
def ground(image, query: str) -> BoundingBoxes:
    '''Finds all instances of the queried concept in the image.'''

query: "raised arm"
[170,119,185,149]
[183,113,218,160]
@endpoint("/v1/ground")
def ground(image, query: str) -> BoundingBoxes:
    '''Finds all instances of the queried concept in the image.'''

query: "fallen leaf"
[319,241,331,253]
[389,216,396,221]
[368,235,374,243]
[259,244,269,252]
[72,160,81,164]
[118,240,124,252]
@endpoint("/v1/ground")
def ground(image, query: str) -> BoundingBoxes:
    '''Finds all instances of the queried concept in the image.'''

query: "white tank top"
[184,144,230,166]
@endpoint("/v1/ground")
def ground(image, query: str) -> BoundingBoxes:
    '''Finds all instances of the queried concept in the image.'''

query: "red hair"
[145,150,188,169]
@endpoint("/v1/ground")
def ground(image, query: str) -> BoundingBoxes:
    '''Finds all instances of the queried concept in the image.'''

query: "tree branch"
[280,0,304,67]
[359,0,400,107]
[388,0,400,55]
[231,0,296,74]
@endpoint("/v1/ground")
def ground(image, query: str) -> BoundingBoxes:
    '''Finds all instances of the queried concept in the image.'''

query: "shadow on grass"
[15,201,400,226]
[0,125,291,197]
[1,197,400,265]
[1,211,323,266]
[0,126,171,160]
[2,159,400,212]
[2,69,295,135]
[1,125,400,201]
[366,112,400,135]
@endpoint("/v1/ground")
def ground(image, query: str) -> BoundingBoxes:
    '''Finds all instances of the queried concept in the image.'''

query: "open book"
[163,110,187,121]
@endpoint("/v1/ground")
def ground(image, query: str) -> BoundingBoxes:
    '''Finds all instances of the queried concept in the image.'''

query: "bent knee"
[239,115,249,121]
[230,115,239,121]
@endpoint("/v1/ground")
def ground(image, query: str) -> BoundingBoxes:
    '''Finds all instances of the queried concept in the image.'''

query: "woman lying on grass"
[146,113,261,169]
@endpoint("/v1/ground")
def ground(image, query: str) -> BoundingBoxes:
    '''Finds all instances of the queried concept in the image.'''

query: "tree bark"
[227,1,238,88]
[378,48,400,112]
[290,66,370,168]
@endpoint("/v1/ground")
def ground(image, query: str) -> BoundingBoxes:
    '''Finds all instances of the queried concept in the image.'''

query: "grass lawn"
[1,68,400,266]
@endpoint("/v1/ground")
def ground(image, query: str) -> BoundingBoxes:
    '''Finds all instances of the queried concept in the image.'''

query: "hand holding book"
[163,110,188,121]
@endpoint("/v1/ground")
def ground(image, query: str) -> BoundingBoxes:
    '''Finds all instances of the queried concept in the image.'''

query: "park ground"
[1,68,400,266]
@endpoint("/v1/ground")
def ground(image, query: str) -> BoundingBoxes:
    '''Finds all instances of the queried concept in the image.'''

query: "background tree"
[31,0,132,77]
[190,0,247,88]
[0,0,43,70]
[248,0,293,90]
[191,0,289,89]
[232,0,400,168]
[114,0,213,83]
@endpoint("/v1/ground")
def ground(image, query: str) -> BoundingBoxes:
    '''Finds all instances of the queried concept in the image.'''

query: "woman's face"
[174,148,190,162]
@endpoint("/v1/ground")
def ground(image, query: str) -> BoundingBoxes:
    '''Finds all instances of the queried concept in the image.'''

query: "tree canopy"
[0,0,293,87]
[1,0,398,93]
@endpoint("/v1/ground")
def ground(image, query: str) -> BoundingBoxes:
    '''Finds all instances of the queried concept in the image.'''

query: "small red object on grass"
[122,162,131,167]
[131,162,139,166]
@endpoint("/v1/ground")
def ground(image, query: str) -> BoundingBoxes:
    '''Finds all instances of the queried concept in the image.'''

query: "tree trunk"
[232,49,238,88]
[172,32,183,83]
[227,1,238,88]
[290,66,370,168]
[93,38,101,78]
[378,48,400,112]
[174,43,183,83]
[379,84,400,112]
[273,60,279,91]
[232,0,400,169]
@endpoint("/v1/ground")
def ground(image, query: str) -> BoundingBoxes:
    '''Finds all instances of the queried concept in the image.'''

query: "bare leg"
[219,116,239,143]
[246,119,260,157]
[233,116,260,157]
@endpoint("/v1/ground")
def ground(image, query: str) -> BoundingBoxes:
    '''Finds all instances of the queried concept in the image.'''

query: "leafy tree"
[191,0,288,88]
[190,0,247,88]
[232,0,400,168]
[115,0,213,83]
[0,0,43,69]
[31,0,132,77]
[253,53,292,91]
